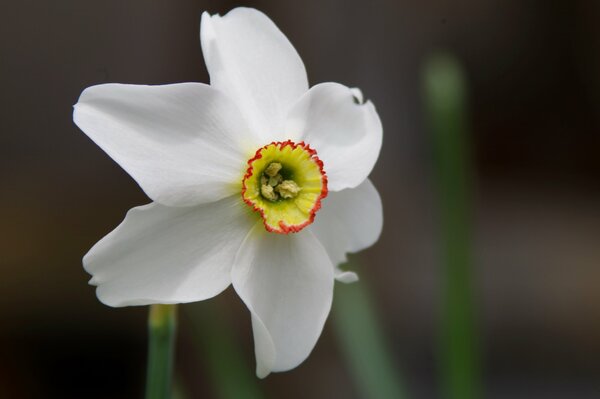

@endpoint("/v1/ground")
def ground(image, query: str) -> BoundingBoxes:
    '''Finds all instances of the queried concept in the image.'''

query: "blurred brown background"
[1,0,599,398]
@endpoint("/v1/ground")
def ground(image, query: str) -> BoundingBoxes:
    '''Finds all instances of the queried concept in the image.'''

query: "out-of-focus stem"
[186,302,264,399]
[146,304,178,399]
[424,53,481,399]
[333,270,407,399]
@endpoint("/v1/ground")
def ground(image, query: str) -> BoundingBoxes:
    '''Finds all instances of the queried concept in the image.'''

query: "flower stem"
[333,267,407,399]
[186,302,264,399]
[423,53,481,399]
[146,304,177,399]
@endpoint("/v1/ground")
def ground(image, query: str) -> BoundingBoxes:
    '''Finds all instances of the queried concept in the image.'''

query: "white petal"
[232,226,334,377]
[85,196,255,307]
[285,83,383,191]
[201,8,308,142]
[310,179,383,278]
[74,83,254,207]
[335,269,359,284]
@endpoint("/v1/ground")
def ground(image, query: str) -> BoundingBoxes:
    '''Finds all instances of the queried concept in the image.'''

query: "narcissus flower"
[74,7,383,377]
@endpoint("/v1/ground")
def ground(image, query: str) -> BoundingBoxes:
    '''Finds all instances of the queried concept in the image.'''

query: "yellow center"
[242,141,328,234]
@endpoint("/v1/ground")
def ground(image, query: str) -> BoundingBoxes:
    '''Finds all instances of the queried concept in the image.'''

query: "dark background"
[1,0,599,398]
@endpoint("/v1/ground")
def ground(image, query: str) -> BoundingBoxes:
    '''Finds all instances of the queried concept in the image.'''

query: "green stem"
[423,53,481,399]
[333,269,407,399]
[146,304,178,399]
[186,302,264,399]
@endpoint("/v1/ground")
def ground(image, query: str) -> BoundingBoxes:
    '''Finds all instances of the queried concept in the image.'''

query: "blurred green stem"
[186,302,264,399]
[424,54,480,399]
[333,271,406,399]
[146,304,177,399]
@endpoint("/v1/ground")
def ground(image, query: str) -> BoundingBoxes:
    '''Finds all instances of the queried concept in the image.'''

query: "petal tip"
[349,87,364,104]
[95,287,120,308]
[200,10,214,26]
[256,366,271,379]
[335,270,360,284]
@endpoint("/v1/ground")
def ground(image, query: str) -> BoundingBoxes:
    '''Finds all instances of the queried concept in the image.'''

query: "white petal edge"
[335,270,359,283]
[232,224,334,377]
[85,195,255,307]
[201,8,309,143]
[74,83,255,207]
[349,87,364,104]
[310,179,383,282]
[285,83,383,191]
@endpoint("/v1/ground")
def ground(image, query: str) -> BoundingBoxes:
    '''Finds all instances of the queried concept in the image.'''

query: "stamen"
[276,180,301,199]
[264,162,282,177]
[260,162,301,202]
[260,184,279,201]
[268,175,282,187]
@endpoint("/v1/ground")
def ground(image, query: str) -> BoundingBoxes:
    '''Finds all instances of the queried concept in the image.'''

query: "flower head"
[74,7,383,377]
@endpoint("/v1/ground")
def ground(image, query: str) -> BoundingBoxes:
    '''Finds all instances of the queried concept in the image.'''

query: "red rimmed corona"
[242,140,328,234]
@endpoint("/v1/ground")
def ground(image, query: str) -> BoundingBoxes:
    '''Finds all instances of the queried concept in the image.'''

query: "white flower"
[73,7,383,377]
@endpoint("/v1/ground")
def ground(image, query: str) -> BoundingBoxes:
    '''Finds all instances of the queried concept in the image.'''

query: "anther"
[264,162,282,177]
[260,162,301,201]
[261,184,279,201]
[268,175,282,187]
[276,180,301,199]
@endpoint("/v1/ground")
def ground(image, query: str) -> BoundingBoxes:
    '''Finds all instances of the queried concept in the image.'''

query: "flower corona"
[242,141,328,234]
